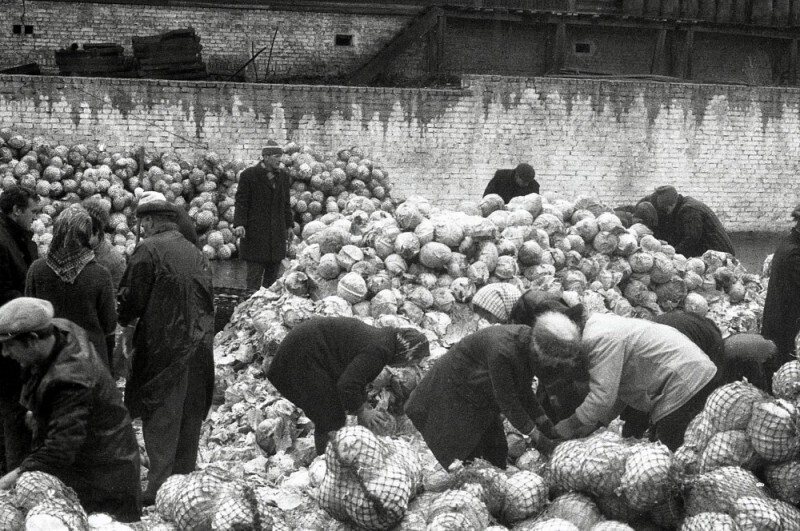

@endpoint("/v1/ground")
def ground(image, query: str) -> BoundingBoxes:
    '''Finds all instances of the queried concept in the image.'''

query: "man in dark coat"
[0,185,39,475]
[267,317,429,455]
[117,197,215,505]
[405,312,584,469]
[233,141,293,292]
[641,186,735,257]
[0,298,141,522]
[762,203,800,380]
[483,163,540,204]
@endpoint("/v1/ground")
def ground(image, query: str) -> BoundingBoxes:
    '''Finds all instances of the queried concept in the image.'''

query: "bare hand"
[357,406,392,433]
[0,468,20,490]
[233,226,246,239]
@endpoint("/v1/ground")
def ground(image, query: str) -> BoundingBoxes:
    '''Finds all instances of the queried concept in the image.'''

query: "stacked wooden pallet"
[54,43,135,77]
[132,28,207,80]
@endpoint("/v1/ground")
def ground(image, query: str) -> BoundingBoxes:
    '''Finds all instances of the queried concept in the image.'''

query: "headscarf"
[393,328,429,366]
[471,283,522,322]
[45,204,95,284]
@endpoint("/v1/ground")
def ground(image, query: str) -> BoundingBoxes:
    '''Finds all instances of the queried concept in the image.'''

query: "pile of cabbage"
[0,127,395,261]
[262,190,765,339]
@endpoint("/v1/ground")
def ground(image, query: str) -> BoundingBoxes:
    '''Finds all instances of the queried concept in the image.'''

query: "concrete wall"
[1,73,799,231]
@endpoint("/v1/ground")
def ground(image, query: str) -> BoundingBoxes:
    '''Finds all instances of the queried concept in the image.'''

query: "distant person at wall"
[0,185,39,475]
[614,201,658,231]
[25,205,117,370]
[233,141,294,293]
[82,198,126,289]
[761,203,800,382]
[640,185,735,257]
[483,163,540,204]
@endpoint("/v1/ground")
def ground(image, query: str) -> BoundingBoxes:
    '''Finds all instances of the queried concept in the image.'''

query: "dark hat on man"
[514,163,536,184]
[262,140,284,158]
[653,185,679,210]
[0,298,54,341]
[792,204,800,220]
[136,191,176,218]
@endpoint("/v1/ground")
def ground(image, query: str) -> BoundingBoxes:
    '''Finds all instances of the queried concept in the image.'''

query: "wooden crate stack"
[54,43,135,77]
[132,28,207,80]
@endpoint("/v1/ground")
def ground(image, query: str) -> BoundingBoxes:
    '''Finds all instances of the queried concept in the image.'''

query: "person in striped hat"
[471,283,522,324]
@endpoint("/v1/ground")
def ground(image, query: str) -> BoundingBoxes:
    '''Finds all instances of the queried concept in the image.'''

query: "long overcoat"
[233,163,292,264]
[762,228,800,355]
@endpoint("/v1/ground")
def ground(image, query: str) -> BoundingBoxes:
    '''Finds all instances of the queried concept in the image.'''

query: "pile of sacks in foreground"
[5,189,785,530]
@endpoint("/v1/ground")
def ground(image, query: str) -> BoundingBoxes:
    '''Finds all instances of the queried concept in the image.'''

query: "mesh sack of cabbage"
[514,492,602,530]
[673,411,717,475]
[156,465,286,530]
[681,512,738,530]
[698,430,760,473]
[617,442,675,512]
[24,493,89,531]
[772,360,800,402]
[746,398,800,463]
[0,497,24,530]
[548,429,632,497]
[424,488,490,530]
[704,380,768,432]
[13,470,70,511]
[317,426,421,530]
[764,460,800,505]
[683,466,768,516]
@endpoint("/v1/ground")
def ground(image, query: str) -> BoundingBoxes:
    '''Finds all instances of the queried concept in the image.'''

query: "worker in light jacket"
[555,312,717,450]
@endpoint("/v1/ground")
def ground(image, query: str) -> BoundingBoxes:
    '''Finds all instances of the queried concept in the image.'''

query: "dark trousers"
[140,365,210,504]
[466,415,509,469]
[0,396,30,473]
[245,261,282,292]
[653,380,717,451]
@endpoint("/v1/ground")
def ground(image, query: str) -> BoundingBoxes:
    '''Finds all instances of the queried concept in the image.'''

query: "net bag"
[24,495,89,531]
[704,381,767,432]
[13,470,67,510]
[594,493,639,523]
[764,460,800,505]
[548,431,630,496]
[772,360,800,401]
[156,466,233,530]
[648,494,683,529]
[619,442,674,512]
[698,430,759,473]
[591,522,634,531]
[733,496,782,531]
[425,489,490,530]
[515,517,580,530]
[746,399,800,463]
[681,512,737,530]
[318,426,416,530]
[682,411,716,452]
[501,471,548,523]
[211,481,288,531]
[0,497,24,530]
[773,499,800,529]
[684,466,767,516]
[534,492,602,530]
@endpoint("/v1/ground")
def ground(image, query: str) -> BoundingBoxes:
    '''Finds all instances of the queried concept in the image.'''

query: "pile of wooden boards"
[132,27,207,80]
[54,43,135,77]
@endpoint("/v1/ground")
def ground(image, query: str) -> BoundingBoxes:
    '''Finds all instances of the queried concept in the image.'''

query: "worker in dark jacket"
[0,298,141,522]
[762,203,800,380]
[117,196,215,505]
[406,312,584,469]
[266,317,429,455]
[642,186,735,257]
[0,185,39,475]
[233,141,293,292]
[483,163,540,204]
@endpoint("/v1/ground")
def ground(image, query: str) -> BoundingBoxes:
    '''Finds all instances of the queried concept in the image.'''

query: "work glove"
[356,405,393,434]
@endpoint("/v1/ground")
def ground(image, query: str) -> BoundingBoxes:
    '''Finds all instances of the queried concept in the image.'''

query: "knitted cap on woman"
[472,283,522,322]
[394,328,430,365]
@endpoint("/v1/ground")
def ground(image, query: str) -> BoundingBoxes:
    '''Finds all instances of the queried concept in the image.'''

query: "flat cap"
[0,298,54,341]
[136,191,175,217]
[262,140,283,158]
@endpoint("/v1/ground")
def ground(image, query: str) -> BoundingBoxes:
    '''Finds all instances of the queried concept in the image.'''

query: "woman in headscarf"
[405,312,587,469]
[25,204,117,369]
[265,316,429,455]
[471,283,522,324]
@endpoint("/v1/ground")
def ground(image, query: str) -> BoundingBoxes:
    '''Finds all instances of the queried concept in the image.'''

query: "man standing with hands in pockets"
[233,141,294,293]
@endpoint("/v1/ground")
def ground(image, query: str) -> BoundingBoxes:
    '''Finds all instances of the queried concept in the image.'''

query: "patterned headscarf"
[45,204,95,284]
[471,283,522,322]
[393,328,430,366]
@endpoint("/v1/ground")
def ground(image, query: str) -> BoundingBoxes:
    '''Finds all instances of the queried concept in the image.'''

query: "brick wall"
[1,73,799,231]
[0,1,412,78]
[0,1,787,85]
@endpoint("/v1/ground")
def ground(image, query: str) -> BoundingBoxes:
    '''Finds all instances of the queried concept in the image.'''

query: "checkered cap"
[471,283,522,321]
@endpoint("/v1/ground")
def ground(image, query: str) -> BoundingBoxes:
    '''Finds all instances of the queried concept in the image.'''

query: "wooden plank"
[679,28,694,80]
[791,39,798,85]
[552,22,567,74]
[651,28,667,75]
[436,13,446,74]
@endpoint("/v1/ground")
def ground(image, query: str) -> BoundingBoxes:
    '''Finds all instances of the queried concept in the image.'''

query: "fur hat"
[0,298,54,341]
[653,185,678,211]
[531,312,587,381]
